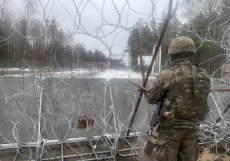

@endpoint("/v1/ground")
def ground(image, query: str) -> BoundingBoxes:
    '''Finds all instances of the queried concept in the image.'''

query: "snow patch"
[95,69,143,80]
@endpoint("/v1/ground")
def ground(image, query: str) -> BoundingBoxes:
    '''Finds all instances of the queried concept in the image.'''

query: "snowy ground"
[95,69,149,80]
[1,68,156,80]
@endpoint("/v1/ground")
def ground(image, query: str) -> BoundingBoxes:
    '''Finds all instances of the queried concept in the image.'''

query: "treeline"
[0,17,116,68]
[127,0,230,76]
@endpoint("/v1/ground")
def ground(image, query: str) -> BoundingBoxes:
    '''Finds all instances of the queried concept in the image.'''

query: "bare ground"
[134,147,230,161]
[198,148,230,161]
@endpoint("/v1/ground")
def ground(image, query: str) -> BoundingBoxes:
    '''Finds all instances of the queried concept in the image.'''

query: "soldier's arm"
[128,80,149,93]
[147,69,175,104]
[147,81,164,104]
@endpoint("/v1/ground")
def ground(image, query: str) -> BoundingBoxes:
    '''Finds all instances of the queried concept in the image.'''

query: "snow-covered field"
[1,68,156,80]
[95,69,147,80]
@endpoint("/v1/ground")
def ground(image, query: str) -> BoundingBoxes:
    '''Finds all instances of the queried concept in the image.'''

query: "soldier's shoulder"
[157,68,176,89]
[157,68,175,82]
[160,68,174,76]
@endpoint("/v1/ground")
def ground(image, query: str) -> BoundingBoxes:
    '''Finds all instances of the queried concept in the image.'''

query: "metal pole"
[61,143,64,161]
[126,0,173,136]
[136,29,145,82]
[36,85,43,161]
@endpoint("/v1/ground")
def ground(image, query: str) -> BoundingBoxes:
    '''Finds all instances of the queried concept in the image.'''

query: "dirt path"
[135,148,230,161]
[198,148,230,161]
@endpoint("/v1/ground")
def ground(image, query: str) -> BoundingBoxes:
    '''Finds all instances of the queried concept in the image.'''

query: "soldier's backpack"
[167,65,210,121]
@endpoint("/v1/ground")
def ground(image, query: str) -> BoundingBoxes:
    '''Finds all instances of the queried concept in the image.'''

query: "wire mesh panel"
[0,0,230,160]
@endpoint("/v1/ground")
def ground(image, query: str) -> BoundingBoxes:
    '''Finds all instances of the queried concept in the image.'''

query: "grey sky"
[9,0,171,59]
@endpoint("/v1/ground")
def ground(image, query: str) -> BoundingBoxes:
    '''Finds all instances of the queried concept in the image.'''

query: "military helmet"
[168,37,195,55]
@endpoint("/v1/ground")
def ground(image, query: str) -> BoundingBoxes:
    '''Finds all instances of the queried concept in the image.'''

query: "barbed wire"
[0,0,229,160]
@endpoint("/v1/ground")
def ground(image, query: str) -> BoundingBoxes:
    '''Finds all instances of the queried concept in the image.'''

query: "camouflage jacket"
[147,60,210,129]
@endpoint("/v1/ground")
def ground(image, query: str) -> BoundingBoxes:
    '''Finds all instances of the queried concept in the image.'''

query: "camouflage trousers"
[150,126,198,161]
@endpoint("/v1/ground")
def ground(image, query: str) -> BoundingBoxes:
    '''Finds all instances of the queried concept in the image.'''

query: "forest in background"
[127,0,230,77]
[0,0,230,76]
[0,0,124,69]
[0,16,125,68]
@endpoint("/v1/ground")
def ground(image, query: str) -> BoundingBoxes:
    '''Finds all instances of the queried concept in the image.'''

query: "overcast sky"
[7,0,177,61]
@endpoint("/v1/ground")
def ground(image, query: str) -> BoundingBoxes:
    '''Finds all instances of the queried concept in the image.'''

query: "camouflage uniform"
[147,37,210,161]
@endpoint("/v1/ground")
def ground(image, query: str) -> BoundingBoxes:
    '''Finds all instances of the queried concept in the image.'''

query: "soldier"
[147,36,210,161]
